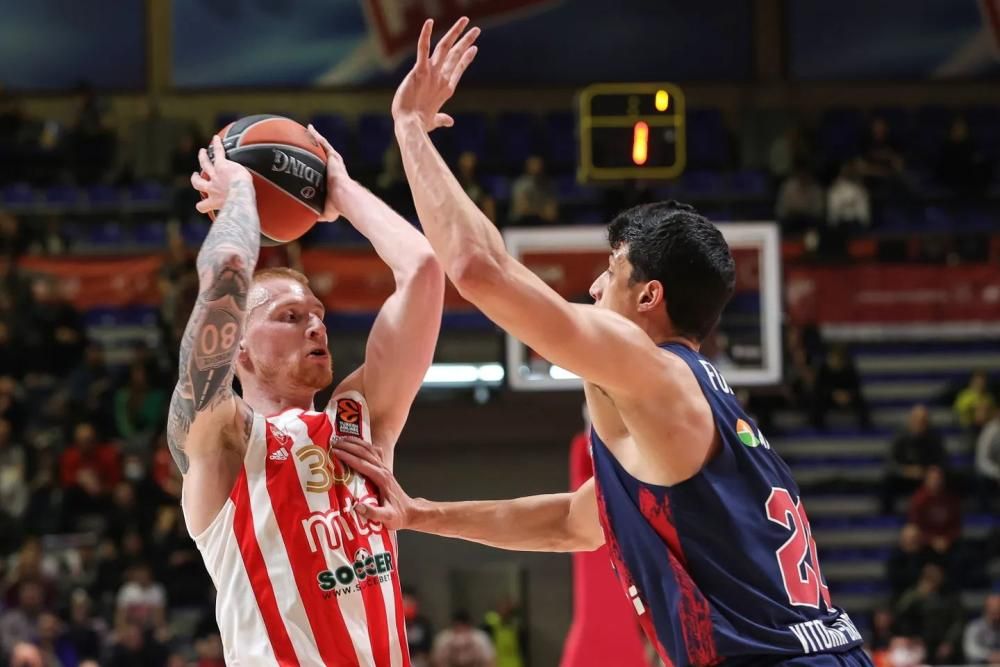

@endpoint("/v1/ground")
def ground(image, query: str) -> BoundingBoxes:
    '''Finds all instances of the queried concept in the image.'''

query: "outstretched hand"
[191,135,252,215]
[391,17,480,132]
[328,436,415,531]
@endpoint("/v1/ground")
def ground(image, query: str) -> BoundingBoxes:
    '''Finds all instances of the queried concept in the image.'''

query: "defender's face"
[242,278,332,392]
[589,244,639,318]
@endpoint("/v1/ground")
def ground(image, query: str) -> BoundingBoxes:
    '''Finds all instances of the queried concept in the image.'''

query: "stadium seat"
[44,184,81,208]
[729,169,770,198]
[497,112,538,170]
[1,183,36,207]
[87,184,121,208]
[357,114,394,170]
[132,222,167,247]
[543,112,576,171]
[129,181,168,206]
[481,174,511,202]
[686,109,730,169]
[448,112,489,159]
[817,108,865,164]
[309,113,351,151]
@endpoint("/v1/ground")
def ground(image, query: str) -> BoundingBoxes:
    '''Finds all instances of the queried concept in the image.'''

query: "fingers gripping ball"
[203,115,327,246]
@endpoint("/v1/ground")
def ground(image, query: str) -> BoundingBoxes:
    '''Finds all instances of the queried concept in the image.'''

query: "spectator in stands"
[36,610,77,666]
[432,610,496,667]
[169,126,205,220]
[827,159,871,229]
[8,642,45,667]
[65,589,105,663]
[954,371,995,431]
[65,342,115,434]
[113,362,166,452]
[149,505,208,608]
[894,563,964,664]
[884,636,926,667]
[376,144,417,220]
[859,116,905,190]
[59,421,121,495]
[974,403,1000,511]
[0,320,24,382]
[67,83,116,185]
[91,539,125,610]
[810,343,871,430]
[23,277,85,380]
[887,524,934,602]
[937,116,993,198]
[0,416,27,554]
[509,155,558,226]
[0,579,46,658]
[963,593,1000,665]
[908,466,962,557]
[107,620,168,667]
[775,161,824,232]
[402,587,434,667]
[0,212,29,259]
[483,598,525,667]
[4,539,57,606]
[768,126,812,184]
[0,376,26,441]
[158,226,199,357]
[23,446,61,537]
[868,607,895,655]
[114,563,167,634]
[121,100,177,183]
[880,404,947,514]
[457,151,497,223]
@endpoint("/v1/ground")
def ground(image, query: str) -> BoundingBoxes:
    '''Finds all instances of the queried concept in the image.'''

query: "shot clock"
[577,83,686,181]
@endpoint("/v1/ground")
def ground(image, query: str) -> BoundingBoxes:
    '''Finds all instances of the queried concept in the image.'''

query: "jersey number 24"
[765,487,832,609]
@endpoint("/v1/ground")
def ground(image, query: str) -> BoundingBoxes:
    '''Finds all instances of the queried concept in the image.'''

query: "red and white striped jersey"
[185,391,410,666]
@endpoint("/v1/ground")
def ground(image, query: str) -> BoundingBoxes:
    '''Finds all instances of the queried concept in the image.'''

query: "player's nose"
[306,314,326,341]
[589,278,603,303]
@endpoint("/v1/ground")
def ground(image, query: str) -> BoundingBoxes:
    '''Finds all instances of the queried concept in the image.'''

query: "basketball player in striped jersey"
[171,132,443,666]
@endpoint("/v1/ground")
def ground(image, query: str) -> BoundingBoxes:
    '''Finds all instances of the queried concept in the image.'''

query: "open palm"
[391,17,480,132]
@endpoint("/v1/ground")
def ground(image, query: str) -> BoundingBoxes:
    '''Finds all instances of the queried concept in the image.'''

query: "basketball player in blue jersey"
[330,17,871,667]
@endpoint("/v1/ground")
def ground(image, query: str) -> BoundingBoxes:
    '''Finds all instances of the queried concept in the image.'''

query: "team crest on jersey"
[269,423,292,447]
[335,398,363,439]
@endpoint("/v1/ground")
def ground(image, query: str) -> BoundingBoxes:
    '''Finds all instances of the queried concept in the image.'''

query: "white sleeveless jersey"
[185,391,410,667]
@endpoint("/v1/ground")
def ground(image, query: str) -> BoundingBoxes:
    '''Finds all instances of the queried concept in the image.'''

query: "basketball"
[204,114,327,246]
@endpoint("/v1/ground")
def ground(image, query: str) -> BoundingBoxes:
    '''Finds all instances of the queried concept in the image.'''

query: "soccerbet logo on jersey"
[316,548,395,598]
[735,419,771,450]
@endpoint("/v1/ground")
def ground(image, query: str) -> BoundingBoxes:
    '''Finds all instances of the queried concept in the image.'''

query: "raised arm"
[166,136,257,474]
[329,437,604,553]
[308,128,445,454]
[391,19,660,395]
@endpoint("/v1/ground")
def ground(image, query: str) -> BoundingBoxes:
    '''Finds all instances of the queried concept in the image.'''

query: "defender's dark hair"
[607,201,735,341]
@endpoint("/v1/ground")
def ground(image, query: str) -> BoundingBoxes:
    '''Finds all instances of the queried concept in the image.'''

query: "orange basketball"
[204,115,327,246]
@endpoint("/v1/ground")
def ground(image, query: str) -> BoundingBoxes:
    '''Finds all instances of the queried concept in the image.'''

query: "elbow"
[451,251,504,300]
[403,251,446,299]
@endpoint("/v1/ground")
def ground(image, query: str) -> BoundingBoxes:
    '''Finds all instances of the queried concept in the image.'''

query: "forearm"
[408,493,591,553]
[394,117,506,277]
[335,179,437,279]
[167,178,260,472]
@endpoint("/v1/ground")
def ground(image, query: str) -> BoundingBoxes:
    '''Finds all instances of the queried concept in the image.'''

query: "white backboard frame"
[503,223,783,391]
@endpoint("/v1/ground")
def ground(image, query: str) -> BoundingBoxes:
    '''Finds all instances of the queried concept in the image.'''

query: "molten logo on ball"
[271,149,322,188]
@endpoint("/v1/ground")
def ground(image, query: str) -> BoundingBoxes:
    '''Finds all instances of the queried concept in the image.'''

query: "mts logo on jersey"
[301,496,383,554]
[317,548,395,597]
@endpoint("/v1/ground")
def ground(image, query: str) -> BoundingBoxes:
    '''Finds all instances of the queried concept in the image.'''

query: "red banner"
[786,264,1000,323]
[362,0,557,61]
[18,255,163,309]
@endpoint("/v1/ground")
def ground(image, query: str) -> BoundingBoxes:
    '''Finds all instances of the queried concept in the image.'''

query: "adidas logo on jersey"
[269,447,289,462]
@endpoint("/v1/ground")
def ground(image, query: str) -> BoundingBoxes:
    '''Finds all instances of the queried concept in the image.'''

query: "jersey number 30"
[765,487,831,609]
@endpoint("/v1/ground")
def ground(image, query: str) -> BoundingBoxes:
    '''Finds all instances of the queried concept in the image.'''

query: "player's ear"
[637,279,663,313]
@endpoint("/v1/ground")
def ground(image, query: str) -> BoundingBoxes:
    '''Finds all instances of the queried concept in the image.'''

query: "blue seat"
[357,114,394,169]
[481,174,511,202]
[181,221,210,245]
[1,183,35,206]
[449,112,489,158]
[132,222,167,247]
[87,184,120,207]
[45,184,81,207]
[680,169,726,197]
[309,114,352,158]
[543,112,576,170]
[497,113,538,170]
[729,169,769,198]
[686,109,730,169]
[818,108,864,164]
[86,222,126,246]
[129,181,167,205]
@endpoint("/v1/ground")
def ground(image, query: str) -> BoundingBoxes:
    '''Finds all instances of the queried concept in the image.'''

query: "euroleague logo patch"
[335,398,363,439]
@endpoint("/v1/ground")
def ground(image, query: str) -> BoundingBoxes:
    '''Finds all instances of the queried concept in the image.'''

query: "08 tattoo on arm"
[167,180,260,473]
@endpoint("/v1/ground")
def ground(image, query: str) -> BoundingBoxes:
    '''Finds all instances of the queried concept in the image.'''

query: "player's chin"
[294,364,333,390]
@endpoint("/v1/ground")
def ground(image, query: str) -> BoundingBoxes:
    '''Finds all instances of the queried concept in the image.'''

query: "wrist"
[393,113,424,137]
[407,497,435,531]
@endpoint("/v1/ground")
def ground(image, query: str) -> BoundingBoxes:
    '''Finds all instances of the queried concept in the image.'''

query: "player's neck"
[242,384,316,416]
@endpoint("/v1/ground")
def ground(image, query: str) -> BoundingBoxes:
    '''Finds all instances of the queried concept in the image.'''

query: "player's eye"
[284,311,298,322]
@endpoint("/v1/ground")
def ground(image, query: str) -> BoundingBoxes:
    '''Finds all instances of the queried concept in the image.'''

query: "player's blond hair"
[251,266,309,288]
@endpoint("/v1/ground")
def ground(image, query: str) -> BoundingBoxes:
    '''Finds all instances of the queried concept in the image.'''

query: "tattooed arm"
[167,137,260,474]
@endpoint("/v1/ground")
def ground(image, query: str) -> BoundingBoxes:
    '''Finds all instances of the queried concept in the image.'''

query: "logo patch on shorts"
[335,398,363,439]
